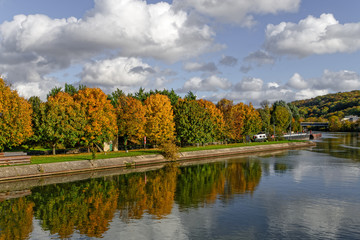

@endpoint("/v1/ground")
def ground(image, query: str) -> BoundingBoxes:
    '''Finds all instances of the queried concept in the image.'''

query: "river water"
[0,132,359,239]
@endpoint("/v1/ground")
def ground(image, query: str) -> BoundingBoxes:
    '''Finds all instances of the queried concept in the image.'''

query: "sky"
[0,0,360,106]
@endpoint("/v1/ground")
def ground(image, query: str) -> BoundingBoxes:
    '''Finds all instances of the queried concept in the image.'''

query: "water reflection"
[314,132,360,161]
[0,133,359,239]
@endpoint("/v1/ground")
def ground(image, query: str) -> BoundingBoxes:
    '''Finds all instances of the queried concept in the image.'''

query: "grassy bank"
[30,140,305,165]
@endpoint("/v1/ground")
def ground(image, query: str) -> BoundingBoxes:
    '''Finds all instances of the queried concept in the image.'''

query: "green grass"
[29,140,306,165]
[31,149,162,164]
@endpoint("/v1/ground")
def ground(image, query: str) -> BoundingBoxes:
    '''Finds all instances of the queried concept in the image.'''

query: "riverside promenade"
[0,141,315,181]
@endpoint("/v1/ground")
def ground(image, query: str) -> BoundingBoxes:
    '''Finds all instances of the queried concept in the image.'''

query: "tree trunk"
[52,144,56,155]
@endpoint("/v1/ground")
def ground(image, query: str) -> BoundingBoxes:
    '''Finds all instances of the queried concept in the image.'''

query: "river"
[0,132,359,239]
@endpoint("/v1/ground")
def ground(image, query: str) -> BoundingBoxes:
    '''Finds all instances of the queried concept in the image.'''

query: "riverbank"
[0,141,315,181]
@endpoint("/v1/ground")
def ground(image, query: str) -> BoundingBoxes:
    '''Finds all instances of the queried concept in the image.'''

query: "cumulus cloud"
[80,57,152,88]
[174,0,300,26]
[287,73,308,89]
[265,13,360,57]
[183,62,218,72]
[0,0,218,97]
[181,75,232,92]
[219,55,238,67]
[234,77,263,91]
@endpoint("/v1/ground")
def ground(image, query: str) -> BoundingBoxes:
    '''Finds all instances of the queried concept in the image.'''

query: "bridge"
[300,122,329,127]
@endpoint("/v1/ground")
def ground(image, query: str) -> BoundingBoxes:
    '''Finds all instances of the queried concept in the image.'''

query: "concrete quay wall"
[0,141,315,181]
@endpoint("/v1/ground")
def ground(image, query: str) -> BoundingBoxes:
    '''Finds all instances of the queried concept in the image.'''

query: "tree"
[242,103,262,137]
[74,88,117,153]
[44,92,86,155]
[272,106,291,134]
[258,100,271,133]
[144,94,175,145]
[108,88,126,108]
[116,96,146,148]
[217,98,234,139]
[64,83,78,96]
[47,86,62,99]
[0,78,33,151]
[197,99,225,141]
[154,89,180,106]
[174,99,214,145]
[27,96,45,147]
[184,91,197,100]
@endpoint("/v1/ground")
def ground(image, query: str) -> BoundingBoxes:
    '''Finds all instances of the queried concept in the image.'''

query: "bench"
[0,155,31,166]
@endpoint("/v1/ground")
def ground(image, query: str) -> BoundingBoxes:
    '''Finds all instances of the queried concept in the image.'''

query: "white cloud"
[174,0,300,26]
[288,70,360,98]
[80,57,151,88]
[294,89,328,100]
[0,0,218,97]
[265,13,360,57]
[181,75,232,92]
[314,69,360,92]
[235,77,263,91]
[287,73,308,89]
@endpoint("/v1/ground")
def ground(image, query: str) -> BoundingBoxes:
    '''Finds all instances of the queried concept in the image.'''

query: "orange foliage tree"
[0,78,33,151]
[116,96,146,147]
[44,92,86,155]
[74,88,117,151]
[144,94,175,144]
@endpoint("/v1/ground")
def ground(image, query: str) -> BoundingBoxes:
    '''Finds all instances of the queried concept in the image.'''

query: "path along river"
[0,132,359,239]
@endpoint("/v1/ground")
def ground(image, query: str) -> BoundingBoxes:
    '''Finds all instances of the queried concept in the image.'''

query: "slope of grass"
[29,140,305,165]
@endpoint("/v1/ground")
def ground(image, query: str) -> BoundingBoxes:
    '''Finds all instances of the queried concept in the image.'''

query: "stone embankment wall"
[0,142,315,181]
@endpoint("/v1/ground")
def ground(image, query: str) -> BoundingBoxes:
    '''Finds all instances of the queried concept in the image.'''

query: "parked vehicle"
[253,133,267,142]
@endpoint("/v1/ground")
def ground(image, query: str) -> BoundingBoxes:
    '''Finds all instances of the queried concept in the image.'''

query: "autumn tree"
[0,78,33,151]
[174,99,214,145]
[74,88,117,153]
[217,98,234,139]
[116,96,146,148]
[144,94,175,145]
[43,92,86,155]
[242,103,262,137]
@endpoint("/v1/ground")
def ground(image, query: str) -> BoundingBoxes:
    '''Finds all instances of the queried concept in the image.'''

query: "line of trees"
[0,78,302,154]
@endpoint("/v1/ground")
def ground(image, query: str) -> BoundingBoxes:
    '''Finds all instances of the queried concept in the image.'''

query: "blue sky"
[1,0,360,105]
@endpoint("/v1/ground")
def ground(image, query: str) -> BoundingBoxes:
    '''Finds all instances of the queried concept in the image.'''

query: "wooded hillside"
[292,90,360,119]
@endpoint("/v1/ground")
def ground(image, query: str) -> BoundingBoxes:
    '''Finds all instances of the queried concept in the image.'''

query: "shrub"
[159,141,179,161]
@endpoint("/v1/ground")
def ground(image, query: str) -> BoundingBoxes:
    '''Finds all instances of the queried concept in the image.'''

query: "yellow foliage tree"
[116,96,146,146]
[144,94,175,144]
[0,78,33,151]
[74,88,117,151]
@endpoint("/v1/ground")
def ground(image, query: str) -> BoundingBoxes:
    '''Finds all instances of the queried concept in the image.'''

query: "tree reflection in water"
[0,160,262,239]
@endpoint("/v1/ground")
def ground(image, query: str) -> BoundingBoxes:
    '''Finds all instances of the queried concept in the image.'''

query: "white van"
[253,133,267,142]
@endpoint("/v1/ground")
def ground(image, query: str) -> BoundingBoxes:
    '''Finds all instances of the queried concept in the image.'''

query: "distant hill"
[292,90,360,119]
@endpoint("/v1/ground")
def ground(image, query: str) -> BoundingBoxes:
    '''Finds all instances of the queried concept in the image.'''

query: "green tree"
[174,99,214,145]
[43,92,86,155]
[258,100,271,133]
